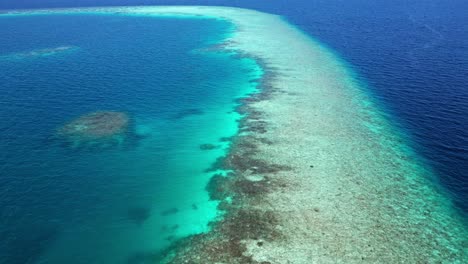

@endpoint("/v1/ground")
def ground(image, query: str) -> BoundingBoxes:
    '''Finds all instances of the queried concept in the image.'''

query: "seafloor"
[3,6,468,263]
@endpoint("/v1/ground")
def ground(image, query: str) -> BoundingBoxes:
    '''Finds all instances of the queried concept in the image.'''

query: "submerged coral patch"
[2,225,59,264]
[59,111,129,138]
[160,208,179,216]
[126,206,151,226]
[199,143,220,150]
[55,111,136,150]
[170,108,204,120]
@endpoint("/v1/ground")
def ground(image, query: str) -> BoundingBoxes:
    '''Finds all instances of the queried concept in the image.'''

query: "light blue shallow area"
[0,14,261,263]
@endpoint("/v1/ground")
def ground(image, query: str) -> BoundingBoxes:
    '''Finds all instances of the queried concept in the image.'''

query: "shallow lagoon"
[0,14,260,263]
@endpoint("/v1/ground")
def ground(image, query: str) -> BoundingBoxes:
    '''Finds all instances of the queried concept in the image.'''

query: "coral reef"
[127,206,151,226]
[170,108,204,120]
[55,111,136,150]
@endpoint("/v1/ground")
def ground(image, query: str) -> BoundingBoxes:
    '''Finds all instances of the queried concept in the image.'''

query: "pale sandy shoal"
[3,6,467,263]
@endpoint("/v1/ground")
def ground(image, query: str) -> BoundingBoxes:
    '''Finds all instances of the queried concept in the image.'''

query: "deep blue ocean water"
[0,13,260,263]
[0,0,467,263]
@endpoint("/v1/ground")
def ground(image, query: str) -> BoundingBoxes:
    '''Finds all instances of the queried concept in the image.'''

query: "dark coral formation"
[1,225,59,264]
[127,206,151,226]
[170,108,204,120]
[160,208,179,216]
[154,208,281,264]
[55,111,137,150]
[199,143,219,150]
[126,251,158,264]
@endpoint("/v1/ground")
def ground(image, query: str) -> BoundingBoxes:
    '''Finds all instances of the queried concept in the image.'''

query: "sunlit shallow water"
[0,14,261,263]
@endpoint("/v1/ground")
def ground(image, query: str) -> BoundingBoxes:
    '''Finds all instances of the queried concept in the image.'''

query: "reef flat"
[3,6,467,263]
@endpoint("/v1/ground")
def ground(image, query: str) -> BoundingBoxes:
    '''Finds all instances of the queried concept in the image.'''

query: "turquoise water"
[0,14,260,263]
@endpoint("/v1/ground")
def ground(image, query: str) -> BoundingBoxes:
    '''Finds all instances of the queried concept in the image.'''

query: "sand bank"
[3,6,467,263]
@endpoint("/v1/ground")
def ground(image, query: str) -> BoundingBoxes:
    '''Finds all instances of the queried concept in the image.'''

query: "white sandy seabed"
[4,6,467,263]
